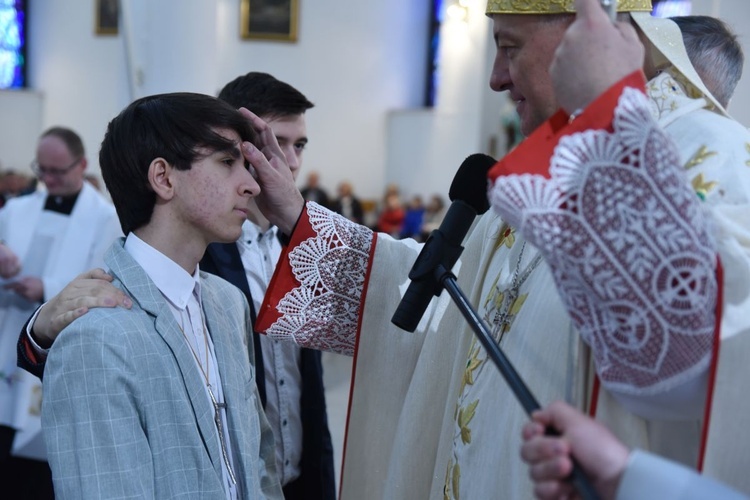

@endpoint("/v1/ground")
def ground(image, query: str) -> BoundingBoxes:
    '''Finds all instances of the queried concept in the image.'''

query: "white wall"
[1,0,749,198]
[386,2,497,201]
[25,0,130,179]
[1,0,436,200]
[0,89,42,173]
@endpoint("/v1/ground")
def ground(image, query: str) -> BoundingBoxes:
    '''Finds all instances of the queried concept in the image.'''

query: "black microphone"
[391,153,495,332]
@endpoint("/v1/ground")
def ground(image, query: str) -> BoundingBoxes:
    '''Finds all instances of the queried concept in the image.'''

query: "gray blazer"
[42,239,282,499]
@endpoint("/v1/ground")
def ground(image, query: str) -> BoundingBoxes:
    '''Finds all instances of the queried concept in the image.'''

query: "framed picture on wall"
[240,0,298,42]
[95,0,119,35]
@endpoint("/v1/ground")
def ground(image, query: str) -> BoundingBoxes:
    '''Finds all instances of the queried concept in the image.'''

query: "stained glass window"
[424,0,443,107]
[0,0,26,89]
[652,0,692,17]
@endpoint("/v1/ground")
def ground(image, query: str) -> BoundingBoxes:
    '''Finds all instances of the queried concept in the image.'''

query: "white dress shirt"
[125,233,240,500]
[238,220,303,486]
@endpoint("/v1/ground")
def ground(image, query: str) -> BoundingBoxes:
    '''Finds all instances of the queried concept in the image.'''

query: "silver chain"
[491,241,542,342]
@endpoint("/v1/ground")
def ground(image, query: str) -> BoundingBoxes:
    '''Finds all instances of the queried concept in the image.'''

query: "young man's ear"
[148,158,175,201]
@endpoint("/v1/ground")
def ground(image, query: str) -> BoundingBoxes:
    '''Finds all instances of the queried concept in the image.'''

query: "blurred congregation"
[297,170,449,242]
[0,0,749,499]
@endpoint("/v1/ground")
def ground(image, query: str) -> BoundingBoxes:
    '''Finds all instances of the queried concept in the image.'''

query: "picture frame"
[240,0,299,42]
[95,0,119,35]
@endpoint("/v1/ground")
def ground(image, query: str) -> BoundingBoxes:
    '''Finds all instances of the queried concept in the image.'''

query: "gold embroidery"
[446,342,486,499]
[692,173,718,201]
[494,225,515,250]
[461,348,482,392]
[485,0,651,15]
[458,400,479,444]
[443,458,462,500]
[684,145,718,170]
[452,462,461,499]
[445,236,540,499]
[648,74,687,121]
[443,461,452,500]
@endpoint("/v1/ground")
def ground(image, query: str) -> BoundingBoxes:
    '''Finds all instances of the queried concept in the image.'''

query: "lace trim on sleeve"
[265,203,374,356]
[489,88,718,395]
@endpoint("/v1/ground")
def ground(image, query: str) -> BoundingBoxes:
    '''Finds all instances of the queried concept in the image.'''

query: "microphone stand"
[433,262,601,500]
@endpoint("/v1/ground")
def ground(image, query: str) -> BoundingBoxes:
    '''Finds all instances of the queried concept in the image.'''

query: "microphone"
[391,153,495,332]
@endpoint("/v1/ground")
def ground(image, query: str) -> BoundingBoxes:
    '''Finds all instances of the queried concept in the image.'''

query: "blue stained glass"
[652,0,692,17]
[0,0,26,89]
[424,0,444,107]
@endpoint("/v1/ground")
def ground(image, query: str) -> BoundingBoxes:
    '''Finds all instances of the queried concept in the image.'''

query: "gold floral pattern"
[485,0,651,15]
[691,173,719,201]
[461,347,482,393]
[497,226,515,249]
[684,145,717,170]
[444,459,461,500]
[458,400,479,444]
[647,74,687,121]
[445,340,485,499]
[683,145,719,200]
[444,235,535,499]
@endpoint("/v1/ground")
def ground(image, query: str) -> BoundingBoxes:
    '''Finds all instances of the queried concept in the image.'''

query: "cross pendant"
[208,385,237,486]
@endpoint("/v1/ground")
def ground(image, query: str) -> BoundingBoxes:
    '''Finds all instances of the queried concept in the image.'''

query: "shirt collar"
[44,189,82,215]
[124,232,200,310]
[241,219,278,244]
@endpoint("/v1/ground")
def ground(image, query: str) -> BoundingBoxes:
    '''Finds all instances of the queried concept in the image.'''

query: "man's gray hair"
[671,15,744,108]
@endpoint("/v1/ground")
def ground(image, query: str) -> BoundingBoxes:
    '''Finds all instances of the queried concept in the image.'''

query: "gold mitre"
[485,0,652,15]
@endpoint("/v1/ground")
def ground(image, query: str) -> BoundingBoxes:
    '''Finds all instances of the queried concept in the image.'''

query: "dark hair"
[218,72,314,120]
[99,92,255,234]
[671,15,744,108]
[41,126,85,158]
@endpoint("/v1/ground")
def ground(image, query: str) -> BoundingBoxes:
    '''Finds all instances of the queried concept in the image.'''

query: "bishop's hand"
[549,0,644,115]
[240,108,306,236]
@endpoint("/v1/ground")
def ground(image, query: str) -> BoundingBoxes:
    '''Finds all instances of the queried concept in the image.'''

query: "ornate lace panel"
[265,202,374,356]
[488,88,718,394]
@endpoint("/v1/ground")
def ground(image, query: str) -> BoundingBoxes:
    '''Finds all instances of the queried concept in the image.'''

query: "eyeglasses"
[30,158,82,178]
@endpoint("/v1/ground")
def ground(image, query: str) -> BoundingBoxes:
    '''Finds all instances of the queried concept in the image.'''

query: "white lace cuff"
[489,88,718,395]
[264,203,374,356]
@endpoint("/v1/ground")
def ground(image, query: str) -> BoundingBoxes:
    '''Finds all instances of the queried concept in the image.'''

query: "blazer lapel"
[104,241,225,481]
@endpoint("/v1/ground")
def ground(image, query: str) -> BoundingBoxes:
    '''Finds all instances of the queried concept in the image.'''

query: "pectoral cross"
[208,384,237,486]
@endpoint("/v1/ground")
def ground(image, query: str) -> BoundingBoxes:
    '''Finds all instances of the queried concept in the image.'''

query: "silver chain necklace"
[491,241,543,343]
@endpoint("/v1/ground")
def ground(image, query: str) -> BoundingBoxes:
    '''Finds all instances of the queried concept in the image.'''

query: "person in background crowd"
[0,126,121,498]
[399,195,425,240]
[300,171,330,208]
[376,190,404,237]
[419,194,447,241]
[0,170,35,208]
[331,181,364,225]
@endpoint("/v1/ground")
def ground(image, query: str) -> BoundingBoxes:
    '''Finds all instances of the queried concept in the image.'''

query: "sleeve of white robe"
[487,73,750,420]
